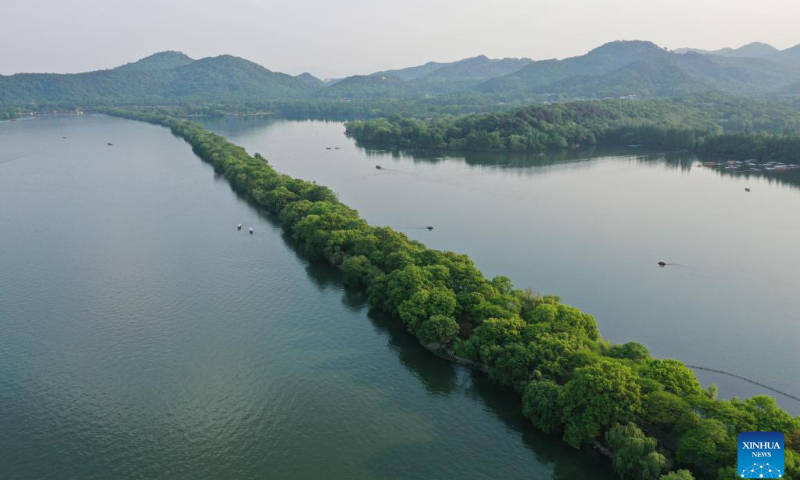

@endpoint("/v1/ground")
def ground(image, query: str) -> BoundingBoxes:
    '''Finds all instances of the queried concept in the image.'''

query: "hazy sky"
[2,0,799,78]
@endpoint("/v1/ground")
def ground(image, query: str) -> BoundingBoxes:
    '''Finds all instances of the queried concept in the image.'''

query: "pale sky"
[2,0,799,79]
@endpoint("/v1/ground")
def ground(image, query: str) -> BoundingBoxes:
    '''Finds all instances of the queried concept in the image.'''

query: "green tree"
[606,423,669,480]
[607,342,651,362]
[676,419,734,473]
[398,286,457,332]
[417,315,460,345]
[522,380,564,434]
[561,360,642,448]
[659,470,694,480]
[638,359,702,397]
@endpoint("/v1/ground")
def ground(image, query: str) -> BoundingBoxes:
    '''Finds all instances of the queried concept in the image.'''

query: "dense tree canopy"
[345,96,800,163]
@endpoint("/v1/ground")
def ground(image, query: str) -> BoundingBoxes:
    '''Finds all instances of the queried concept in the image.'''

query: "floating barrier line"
[686,365,800,403]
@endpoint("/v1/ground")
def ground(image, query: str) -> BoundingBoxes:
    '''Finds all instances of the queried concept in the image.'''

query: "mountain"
[160,55,313,101]
[675,42,779,58]
[115,51,195,72]
[416,55,531,82]
[672,52,800,94]
[536,59,716,98]
[477,40,800,99]
[675,42,800,67]
[4,41,800,109]
[370,55,531,84]
[769,44,800,66]
[371,61,450,81]
[294,72,324,87]
[478,41,673,97]
[405,55,533,95]
[319,55,533,99]
[723,42,780,58]
[0,52,315,107]
[316,74,411,99]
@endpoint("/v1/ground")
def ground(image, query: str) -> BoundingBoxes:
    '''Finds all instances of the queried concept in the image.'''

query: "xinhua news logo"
[738,431,785,478]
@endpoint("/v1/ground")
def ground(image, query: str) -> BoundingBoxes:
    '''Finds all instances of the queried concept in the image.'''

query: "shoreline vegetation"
[107,109,800,480]
[344,98,800,164]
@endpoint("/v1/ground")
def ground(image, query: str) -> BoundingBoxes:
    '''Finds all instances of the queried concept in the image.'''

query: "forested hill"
[477,41,800,99]
[0,51,315,108]
[344,96,800,162]
[114,51,195,72]
[676,41,800,66]
[4,40,800,110]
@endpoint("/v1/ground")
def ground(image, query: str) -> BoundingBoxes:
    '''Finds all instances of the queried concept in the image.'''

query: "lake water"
[201,116,800,415]
[0,115,615,480]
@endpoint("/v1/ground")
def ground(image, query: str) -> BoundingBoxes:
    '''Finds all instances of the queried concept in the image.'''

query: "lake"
[0,115,614,480]
[201,116,800,415]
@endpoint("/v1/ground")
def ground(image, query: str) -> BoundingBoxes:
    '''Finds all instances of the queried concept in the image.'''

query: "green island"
[108,109,800,480]
[344,96,800,163]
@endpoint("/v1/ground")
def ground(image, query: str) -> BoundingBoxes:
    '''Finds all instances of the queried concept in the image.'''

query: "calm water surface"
[202,116,800,415]
[0,115,614,479]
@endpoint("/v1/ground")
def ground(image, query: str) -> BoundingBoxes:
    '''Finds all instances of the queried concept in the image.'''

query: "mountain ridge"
[4,41,800,109]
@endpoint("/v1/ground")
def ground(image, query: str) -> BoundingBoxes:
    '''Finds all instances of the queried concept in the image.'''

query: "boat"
[658,261,667,267]
[745,188,751,192]
[238,224,242,231]
[249,228,254,235]
[375,165,382,170]
[107,143,113,146]
[427,225,434,231]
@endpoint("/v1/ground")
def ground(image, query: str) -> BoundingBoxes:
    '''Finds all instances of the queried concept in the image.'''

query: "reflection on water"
[361,143,800,191]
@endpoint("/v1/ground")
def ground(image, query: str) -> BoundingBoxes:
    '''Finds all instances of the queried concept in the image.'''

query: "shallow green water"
[202,116,800,415]
[0,115,614,480]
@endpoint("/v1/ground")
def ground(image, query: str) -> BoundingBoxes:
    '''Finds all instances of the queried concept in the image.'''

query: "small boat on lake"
[375,165,382,170]
[658,261,667,267]
[107,143,113,146]
[745,188,751,192]
[249,228,254,235]
[427,225,434,231]
[238,223,242,231]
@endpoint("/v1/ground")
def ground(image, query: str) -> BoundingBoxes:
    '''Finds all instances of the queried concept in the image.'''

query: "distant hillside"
[371,61,451,81]
[294,72,324,87]
[478,41,676,97]
[538,59,716,98]
[477,41,800,99]
[769,44,800,66]
[370,55,531,84]
[675,42,779,58]
[676,41,800,68]
[4,41,800,110]
[115,51,195,71]
[416,55,531,82]
[0,51,314,108]
[316,75,411,99]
